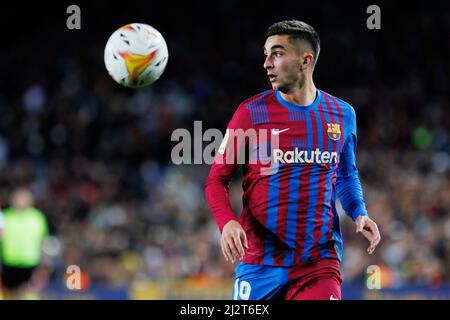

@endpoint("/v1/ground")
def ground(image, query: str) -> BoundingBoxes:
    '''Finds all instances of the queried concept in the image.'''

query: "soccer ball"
[104,23,168,88]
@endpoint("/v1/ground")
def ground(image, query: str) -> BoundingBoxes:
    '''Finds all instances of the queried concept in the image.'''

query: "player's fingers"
[361,230,375,254]
[368,238,375,252]
[371,222,381,245]
[368,234,381,255]
[367,221,381,242]
[375,234,381,245]
[221,238,233,262]
[371,232,381,252]
[232,232,245,259]
[220,239,229,262]
[226,237,240,262]
[362,229,375,242]
[368,239,378,254]
[240,230,249,249]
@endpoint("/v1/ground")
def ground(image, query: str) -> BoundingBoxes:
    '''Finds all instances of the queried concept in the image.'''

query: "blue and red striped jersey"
[205,89,367,267]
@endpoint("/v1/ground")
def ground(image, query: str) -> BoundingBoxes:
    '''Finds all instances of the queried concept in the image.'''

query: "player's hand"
[221,220,248,263]
[355,215,381,255]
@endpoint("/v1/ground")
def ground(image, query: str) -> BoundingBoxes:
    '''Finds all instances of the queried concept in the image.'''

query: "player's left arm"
[335,107,381,255]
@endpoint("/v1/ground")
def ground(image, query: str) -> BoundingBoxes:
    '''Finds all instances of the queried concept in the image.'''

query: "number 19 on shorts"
[233,278,252,300]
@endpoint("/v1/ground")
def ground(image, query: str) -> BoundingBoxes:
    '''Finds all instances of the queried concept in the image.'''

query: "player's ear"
[299,53,312,72]
[302,52,314,69]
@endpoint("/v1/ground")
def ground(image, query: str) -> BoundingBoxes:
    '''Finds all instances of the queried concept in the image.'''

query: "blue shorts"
[231,262,288,300]
[231,259,342,300]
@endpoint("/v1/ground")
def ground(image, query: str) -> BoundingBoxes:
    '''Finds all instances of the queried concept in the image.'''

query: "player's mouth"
[268,74,277,82]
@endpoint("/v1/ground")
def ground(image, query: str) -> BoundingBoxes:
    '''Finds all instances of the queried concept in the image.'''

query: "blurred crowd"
[0,1,449,295]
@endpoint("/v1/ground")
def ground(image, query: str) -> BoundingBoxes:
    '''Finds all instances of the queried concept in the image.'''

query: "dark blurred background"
[0,0,449,299]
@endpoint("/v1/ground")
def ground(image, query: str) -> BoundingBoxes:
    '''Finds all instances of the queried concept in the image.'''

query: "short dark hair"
[267,20,321,66]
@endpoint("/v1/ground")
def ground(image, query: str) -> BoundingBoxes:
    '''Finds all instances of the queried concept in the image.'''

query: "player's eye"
[273,51,283,57]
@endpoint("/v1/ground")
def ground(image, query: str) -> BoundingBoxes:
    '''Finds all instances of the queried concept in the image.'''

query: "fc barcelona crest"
[327,123,341,141]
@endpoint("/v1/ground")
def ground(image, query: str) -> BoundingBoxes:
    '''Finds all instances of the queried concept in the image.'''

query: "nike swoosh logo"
[330,295,339,300]
[271,128,290,135]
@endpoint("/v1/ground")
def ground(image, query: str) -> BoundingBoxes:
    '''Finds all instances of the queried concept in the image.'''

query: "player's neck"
[280,81,317,107]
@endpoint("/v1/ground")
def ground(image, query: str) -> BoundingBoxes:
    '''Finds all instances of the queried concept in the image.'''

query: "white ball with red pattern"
[104,23,168,88]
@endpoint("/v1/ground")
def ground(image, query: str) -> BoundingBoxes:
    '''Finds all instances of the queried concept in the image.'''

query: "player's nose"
[263,56,273,70]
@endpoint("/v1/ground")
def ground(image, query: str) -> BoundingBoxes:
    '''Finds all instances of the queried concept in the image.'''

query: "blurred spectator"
[0,188,49,299]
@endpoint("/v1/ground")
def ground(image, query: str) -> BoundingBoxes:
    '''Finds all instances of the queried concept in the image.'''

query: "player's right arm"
[205,104,251,263]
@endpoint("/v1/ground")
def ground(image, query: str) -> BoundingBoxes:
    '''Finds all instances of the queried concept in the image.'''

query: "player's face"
[263,35,303,92]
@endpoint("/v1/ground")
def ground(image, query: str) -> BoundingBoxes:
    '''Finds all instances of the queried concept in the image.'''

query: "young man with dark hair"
[205,20,381,300]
